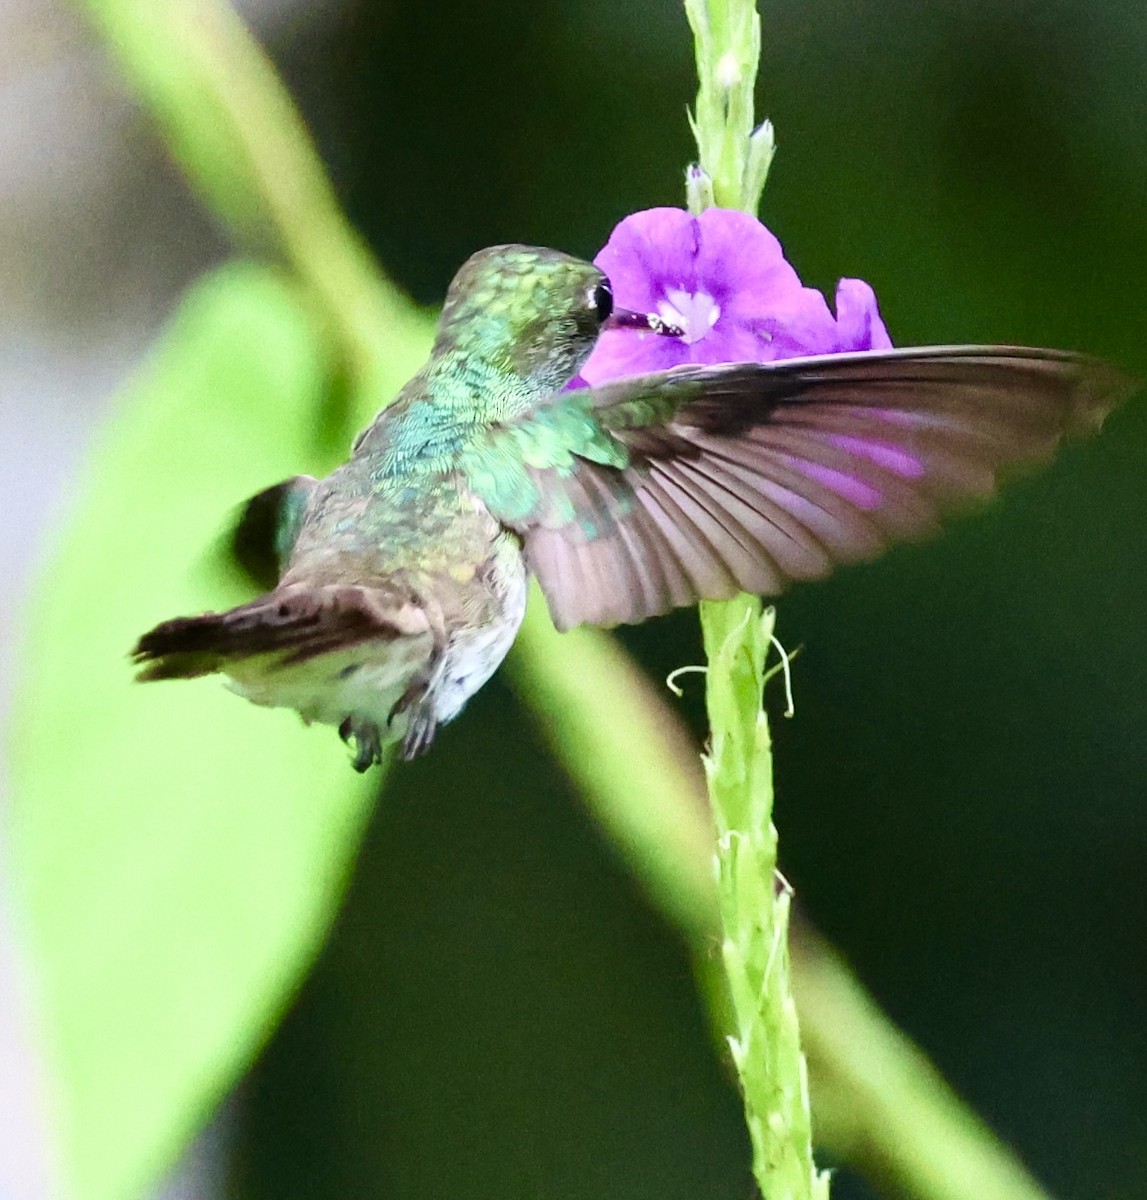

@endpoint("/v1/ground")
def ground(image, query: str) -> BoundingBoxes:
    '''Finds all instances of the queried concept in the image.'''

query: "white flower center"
[657,288,721,345]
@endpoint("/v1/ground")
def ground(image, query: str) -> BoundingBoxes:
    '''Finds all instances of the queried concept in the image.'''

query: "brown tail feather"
[133,585,428,681]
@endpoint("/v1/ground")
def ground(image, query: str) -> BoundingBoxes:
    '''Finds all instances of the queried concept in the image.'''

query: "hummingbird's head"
[436,245,621,391]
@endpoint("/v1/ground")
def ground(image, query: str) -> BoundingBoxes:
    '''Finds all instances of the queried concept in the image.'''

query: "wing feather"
[634,480,743,600]
[505,346,1135,628]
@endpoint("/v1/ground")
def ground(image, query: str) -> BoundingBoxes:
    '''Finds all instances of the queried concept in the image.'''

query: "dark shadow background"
[229,2,1147,1197]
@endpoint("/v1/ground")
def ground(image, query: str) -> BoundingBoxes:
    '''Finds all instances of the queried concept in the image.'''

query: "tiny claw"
[388,677,427,727]
[401,711,438,761]
[385,678,438,760]
[351,741,375,773]
[340,715,382,772]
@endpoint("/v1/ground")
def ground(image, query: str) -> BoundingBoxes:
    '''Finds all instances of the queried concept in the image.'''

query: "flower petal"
[834,278,893,351]
[693,208,805,317]
[738,287,841,360]
[593,208,700,313]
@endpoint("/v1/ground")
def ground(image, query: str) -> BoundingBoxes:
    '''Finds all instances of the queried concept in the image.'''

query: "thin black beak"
[605,308,685,338]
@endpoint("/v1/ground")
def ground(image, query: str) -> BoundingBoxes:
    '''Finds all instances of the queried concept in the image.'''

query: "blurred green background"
[4,1,1146,1198]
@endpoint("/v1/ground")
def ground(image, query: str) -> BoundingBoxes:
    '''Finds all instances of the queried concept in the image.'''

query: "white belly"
[224,631,435,734]
[430,566,529,724]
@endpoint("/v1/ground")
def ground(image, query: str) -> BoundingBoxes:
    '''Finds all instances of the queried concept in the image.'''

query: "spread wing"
[467,346,1135,631]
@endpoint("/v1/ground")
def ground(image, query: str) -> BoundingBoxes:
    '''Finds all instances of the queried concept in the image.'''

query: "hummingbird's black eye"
[589,281,613,324]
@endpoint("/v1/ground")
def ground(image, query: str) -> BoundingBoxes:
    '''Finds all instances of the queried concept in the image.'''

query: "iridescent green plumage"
[134,243,1133,769]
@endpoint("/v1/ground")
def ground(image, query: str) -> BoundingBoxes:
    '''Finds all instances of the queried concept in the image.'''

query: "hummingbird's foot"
[387,678,439,760]
[400,709,438,760]
[338,715,382,773]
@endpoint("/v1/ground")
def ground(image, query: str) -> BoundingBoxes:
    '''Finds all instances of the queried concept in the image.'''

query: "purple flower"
[580,207,891,385]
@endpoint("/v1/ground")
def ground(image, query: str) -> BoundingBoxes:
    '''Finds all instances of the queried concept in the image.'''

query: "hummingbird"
[133,244,1134,770]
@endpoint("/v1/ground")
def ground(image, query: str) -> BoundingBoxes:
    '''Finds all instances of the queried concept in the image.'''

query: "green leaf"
[6,263,396,1200]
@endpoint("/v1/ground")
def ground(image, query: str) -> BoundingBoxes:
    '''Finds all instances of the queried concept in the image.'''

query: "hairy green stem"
[702,598,828,1199]
[685,0,827,1195]
[684,0,775,212]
